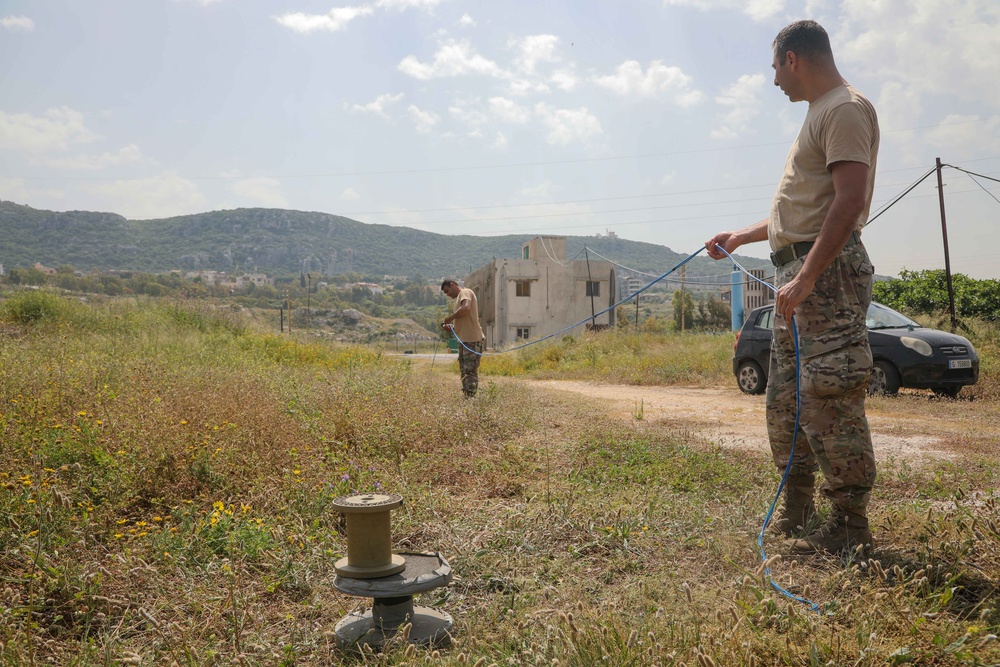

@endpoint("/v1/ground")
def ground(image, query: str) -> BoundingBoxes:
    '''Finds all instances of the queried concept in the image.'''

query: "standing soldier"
[441,279,485,398]
[706,20,879,553]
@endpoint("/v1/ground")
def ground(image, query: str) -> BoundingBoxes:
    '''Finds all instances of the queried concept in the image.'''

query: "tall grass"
[1,292,998,666]
[482,329,735,386]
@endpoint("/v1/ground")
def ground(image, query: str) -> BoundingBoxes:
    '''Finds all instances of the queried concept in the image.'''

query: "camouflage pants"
[458,340,483,397]
[767,242,876,513]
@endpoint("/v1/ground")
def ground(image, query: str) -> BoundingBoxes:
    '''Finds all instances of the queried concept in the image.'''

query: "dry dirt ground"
[525,380,999,465]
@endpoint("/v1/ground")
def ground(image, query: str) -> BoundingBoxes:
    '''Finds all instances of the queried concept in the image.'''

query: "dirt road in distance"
[527,380,979,464]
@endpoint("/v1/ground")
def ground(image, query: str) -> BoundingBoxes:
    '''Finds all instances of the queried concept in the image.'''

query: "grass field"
[1,290,999,666]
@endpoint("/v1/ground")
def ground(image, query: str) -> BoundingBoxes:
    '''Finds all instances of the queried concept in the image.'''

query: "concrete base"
[334,605,453,650]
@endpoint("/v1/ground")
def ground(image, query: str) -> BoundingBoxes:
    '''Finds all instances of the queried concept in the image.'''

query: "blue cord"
[446,247,707,356]
[719,248,821,615]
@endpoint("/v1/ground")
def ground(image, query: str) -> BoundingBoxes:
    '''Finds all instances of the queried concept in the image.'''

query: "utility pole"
[306,273,312,329]
[585,248,597,327]
[286,290,292,333]
[935,157,958,332]
[680,266,686,333]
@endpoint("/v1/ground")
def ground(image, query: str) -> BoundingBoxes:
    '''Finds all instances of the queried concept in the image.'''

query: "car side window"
[757,309,773,330]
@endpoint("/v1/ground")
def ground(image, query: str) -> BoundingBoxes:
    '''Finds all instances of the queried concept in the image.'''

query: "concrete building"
[235,273,274,289]
[464,236,616,349]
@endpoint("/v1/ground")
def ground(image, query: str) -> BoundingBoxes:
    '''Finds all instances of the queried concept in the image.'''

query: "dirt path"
[526,380,967,463]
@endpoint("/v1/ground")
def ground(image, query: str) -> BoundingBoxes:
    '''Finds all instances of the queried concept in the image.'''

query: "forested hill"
[0,200,768,279]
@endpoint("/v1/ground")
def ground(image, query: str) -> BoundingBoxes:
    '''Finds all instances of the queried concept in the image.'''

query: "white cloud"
[661,0,785,21]
[660,171,677,186]
[458,13,475,26]
[340,187,361,201]
[84,173,206,220]
[874,80,922,162]
[448,101,490,128]
[490,132,508,150]
[227,176,289,208]
[41,144,148,170]
[407,104,439,133]
[1,15,34,30]
[273,6,374,33]
[376,0,449,8]
[0,177,64,206]
[592,60,704,106]
[534,103,603,146]
[925,114,1000,156]
[711,74,766,139]
[350,93,405,118]
[0,107,100,153]
[506,78,550,96]
[398,40,506,80]
[519,181,557,199]
[550,69,578,92]
[489,97,530,124]
[837,1,1000,108]
[510,34,560,74]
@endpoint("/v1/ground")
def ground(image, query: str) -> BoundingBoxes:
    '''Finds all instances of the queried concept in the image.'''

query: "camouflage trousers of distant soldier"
[767,242,877,514]
[458,340,484,397]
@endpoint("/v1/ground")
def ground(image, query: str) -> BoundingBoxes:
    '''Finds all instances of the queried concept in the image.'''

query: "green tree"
[5,268,48,286]
[873,269,1000,322]
[671,289,696,332]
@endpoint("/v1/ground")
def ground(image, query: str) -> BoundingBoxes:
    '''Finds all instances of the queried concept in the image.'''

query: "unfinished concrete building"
[464,236,616,349]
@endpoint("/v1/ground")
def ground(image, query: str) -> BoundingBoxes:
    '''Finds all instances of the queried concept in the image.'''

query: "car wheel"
[869,360,900,396]
[737,360,766,395]
[932,386,961,399]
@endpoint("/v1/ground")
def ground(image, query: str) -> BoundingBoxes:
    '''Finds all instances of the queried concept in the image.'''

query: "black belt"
[770,231,862,267]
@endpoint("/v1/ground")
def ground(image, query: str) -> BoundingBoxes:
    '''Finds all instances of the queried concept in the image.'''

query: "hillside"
[0,200,770,280]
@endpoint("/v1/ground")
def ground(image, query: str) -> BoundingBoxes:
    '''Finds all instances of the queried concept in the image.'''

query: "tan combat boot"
[768,473,817,537]
[785,509,873,554]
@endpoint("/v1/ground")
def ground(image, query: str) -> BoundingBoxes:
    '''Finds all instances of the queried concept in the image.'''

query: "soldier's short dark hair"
[440,279,458,289]
[773,20,833,66]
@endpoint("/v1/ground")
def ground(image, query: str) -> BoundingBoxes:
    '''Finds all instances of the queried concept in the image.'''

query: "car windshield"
[866,302,921,330]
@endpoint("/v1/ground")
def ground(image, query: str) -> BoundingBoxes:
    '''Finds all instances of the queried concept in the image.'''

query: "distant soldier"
[441,279,485,398]
[706,20,879,554]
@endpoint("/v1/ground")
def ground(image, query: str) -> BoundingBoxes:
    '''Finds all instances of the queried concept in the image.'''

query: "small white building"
[464,236,616,349]
[235,273,274,289]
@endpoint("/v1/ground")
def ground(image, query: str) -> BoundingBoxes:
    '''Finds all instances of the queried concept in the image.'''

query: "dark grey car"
[732,302,980,397]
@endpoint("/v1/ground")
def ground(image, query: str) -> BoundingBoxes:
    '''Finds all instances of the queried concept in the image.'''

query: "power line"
[344,170,966,218]
[4,120,996,183]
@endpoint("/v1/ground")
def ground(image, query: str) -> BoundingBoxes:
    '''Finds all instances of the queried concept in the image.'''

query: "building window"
[515,280,531,297]
[523,246,530,259]
[516,327,530,340]
[585,281,600,297]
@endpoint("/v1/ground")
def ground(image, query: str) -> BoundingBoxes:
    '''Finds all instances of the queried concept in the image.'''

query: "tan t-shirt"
[768,84,879,251]
[452,287,484,343]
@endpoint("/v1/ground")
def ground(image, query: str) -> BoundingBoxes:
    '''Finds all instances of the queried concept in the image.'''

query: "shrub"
[2,289,66,324]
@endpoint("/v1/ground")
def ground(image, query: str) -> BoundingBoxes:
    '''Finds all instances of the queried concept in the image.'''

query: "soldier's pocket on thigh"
[819,433,873,486]
[802,343,872,398]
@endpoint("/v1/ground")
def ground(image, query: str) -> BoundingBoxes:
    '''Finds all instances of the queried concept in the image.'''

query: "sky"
[1,0,999,279]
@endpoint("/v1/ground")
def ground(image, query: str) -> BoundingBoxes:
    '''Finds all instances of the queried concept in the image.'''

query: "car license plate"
[949,359,972,369]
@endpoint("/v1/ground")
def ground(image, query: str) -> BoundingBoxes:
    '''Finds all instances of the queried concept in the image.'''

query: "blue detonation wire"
[445,242,822,613]
[719,247,821,615]
[446,246,707,356]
